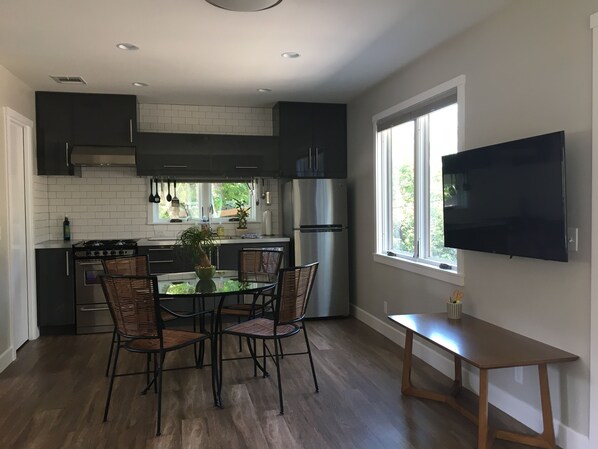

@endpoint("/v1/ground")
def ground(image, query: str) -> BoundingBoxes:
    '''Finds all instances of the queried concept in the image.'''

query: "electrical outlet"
[384,301,388,315]
[514,366,523,384]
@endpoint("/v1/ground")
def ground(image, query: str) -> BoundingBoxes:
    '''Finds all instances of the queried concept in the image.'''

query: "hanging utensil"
[172,180,179,207]
[166,179,172,202]
[148,179,155,203]
[154,179,161,203]
[261,178,266,199]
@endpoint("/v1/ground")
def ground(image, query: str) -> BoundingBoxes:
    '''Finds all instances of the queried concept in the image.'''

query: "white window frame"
[373,75,465,286]
[148,180,261,225]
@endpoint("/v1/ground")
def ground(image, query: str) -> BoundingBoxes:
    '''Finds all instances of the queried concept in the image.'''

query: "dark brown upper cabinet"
[273,101,347,178]
[35,92,137,175]
[71,93,137,147]
[136,132,278,178]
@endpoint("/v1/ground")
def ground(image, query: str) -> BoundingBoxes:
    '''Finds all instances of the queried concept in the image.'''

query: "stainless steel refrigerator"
[282,179,349,317]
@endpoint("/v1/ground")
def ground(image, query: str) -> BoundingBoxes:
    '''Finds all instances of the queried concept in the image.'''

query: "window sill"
[373,252,464,286]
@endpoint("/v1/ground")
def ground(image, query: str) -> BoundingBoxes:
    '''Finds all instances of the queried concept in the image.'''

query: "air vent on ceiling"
[49,75,87,85]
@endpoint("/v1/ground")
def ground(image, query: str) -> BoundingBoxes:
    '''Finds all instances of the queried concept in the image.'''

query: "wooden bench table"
[388,313,578,449]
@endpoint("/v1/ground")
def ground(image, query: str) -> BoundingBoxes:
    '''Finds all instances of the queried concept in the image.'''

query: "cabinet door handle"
[216,247,220,269]
[65,251,70,276]
[65,142,69,167]
[80,305,110,312]
[148,248,174,252]
[129,119,133,143]
[308,147,312,169]
[235,166,258,169]
[163,165,188,168]
[149,260,175,264]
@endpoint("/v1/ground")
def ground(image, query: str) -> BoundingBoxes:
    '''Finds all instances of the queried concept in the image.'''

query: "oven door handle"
[79,305,110,312]
[76,261,103,266]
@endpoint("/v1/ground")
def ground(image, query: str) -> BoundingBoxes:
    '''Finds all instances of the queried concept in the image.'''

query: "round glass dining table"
[156,270,277,407]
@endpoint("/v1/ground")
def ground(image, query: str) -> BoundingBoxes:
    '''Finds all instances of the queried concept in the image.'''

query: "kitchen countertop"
[35,240,78,249]
[137,236,290,246]
[35,236,290,250]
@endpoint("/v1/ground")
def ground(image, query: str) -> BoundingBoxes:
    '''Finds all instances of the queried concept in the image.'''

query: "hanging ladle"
[166,179,172,202]
[148,179,155,203]
[154,179,161,203]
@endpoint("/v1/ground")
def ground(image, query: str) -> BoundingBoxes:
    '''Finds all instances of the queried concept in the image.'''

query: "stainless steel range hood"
[70,146,136,166]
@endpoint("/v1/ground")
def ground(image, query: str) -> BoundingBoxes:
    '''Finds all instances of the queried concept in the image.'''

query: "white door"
[5,110,37,353]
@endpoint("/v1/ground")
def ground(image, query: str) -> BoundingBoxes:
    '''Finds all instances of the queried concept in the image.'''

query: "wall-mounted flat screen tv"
[442,131,567,262]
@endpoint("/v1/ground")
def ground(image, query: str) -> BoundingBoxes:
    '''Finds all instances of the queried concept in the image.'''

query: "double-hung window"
[374,76,464,285]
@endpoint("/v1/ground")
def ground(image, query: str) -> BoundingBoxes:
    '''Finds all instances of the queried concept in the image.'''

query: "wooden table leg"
[452,355,463,396]
[401,329,414,394]
[478,368,490,449]
[538,363,556,448]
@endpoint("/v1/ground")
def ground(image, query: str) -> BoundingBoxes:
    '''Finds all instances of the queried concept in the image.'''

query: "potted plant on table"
[176,225,220,280]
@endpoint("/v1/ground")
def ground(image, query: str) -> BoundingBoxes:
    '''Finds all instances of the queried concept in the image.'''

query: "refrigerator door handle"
[298,224,344,232]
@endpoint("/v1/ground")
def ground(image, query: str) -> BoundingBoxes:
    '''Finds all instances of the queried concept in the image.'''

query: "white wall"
[347,0,596,444]
[0,64,35,367]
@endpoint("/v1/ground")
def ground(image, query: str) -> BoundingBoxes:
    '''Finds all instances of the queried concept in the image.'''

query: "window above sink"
[149,180,259,224]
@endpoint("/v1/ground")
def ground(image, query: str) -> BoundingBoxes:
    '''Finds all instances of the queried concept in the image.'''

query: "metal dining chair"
[102,255,194,376]
[100,274,210,436]
[222,262,319,414]
[221,249,283,316]
[220,249,284,354]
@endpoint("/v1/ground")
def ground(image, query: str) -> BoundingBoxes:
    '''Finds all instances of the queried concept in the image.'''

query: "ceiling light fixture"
[132,82,149,87]
[281,51,300,59]
[205,0,282,12]
[257,88,272,93]
[116,43,139,51]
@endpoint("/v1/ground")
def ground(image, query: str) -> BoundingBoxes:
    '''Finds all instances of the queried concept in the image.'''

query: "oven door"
[75,259,106,304]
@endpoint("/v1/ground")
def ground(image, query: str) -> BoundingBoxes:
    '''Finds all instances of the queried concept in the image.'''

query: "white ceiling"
[0,0,511,107]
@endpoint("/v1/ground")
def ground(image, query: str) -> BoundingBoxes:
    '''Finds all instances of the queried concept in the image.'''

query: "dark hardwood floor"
[0,317,544,449]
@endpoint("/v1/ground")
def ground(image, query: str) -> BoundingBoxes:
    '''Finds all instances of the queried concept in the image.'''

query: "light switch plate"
[568,227,579,252]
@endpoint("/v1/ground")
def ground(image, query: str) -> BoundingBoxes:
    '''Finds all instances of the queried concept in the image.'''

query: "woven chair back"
[100,275,161,340]
[103,255,149,276]
[238,249,283,283]
[276,262,318,325]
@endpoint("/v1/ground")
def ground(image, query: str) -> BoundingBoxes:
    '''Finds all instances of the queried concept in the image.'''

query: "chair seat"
[220,303,265,317]
[125,329,208,353]
[224,317,299,338]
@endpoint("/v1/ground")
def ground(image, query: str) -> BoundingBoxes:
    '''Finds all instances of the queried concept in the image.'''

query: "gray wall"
[347,0,596,437]
[0,64,35,366]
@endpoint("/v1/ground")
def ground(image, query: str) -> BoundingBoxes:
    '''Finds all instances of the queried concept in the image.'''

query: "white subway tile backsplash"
[36,104,280,242]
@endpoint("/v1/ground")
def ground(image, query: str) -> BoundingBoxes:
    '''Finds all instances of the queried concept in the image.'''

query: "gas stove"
[73,239,138,259]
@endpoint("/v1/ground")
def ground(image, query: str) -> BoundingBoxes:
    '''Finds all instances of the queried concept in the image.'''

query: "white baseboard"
[0,345,15,374]
[350,304,589,449]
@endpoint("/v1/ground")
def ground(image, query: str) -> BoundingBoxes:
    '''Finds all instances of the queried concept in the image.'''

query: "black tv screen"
[442,131,567,262]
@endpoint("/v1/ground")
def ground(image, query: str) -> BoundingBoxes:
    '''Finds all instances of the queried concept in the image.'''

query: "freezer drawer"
[294,229,349,317]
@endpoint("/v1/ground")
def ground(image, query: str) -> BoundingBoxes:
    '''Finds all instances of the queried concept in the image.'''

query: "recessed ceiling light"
[132,82,149,87]
[257,88,272,93]
[116,43,139,51]
[206,0,282,11]
[281,51,300,59]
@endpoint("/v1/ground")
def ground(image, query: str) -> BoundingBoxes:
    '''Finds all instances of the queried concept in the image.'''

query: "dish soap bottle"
[63,216,71,241]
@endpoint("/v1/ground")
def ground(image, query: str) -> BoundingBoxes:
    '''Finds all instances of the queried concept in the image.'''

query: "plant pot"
[195,265,216,280]
[235,228,248,237]
[447,301,462,320]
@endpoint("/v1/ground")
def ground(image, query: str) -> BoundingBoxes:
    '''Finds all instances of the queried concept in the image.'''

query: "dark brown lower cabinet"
[36,248,75,335]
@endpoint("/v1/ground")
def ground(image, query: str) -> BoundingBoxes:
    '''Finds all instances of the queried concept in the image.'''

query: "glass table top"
[157,270,276,297]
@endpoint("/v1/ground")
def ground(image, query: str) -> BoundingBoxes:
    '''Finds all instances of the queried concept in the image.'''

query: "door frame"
[590,12,598,448]
[4,106,38,360]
